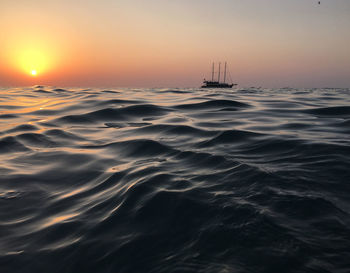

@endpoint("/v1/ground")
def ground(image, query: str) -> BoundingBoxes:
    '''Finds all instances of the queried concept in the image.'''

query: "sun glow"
[16,48,49,76]
[4,35,60,78]
[1,19,72,83]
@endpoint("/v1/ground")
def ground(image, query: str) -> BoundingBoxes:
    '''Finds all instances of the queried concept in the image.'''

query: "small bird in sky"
[318,1,321,4]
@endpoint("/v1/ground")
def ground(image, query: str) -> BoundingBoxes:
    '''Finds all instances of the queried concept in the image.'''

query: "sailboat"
[201,62,237,88]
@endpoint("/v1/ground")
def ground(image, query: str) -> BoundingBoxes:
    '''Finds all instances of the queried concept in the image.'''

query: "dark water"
[1,86,350,273]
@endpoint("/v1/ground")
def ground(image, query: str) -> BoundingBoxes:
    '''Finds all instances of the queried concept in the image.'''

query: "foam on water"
[0,86,350,273]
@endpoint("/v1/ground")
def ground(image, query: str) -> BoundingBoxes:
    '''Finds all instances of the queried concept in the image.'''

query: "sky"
[0,0,349,88]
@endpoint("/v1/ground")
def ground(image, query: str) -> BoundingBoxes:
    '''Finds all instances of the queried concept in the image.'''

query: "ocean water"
[0,86,349,273]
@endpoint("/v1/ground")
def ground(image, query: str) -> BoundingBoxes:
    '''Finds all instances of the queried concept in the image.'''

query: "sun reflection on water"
[41,213,79,228]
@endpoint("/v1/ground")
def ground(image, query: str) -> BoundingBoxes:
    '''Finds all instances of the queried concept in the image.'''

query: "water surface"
[1,86,349,272]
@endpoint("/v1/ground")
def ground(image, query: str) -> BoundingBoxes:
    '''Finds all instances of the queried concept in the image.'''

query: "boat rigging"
[201,62,237,88]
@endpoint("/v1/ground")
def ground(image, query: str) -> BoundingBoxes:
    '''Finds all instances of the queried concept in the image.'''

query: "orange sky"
[1,0,350,88]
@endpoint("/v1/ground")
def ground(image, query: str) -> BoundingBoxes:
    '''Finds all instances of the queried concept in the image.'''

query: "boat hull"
[201,83,236,88]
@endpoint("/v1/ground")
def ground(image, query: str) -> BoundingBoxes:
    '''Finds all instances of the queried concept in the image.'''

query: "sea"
[0,86,349,273]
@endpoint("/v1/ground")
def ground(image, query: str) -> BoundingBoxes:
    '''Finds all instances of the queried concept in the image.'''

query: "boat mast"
[224,62,227,83]
[218,62,221,83]
[211,62,214,81]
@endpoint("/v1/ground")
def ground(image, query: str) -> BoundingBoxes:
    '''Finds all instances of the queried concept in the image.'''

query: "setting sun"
[17,49,48,76]
[3,37,60,80]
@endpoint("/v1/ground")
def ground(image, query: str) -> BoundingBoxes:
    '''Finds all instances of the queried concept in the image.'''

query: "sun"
[4,30,65,80]
[13,48,49,77]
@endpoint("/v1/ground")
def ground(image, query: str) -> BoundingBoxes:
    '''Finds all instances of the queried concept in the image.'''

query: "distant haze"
[1,0,350,88]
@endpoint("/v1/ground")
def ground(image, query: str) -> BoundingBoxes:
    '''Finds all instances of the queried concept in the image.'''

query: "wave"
[56,104,170,124]
[175,99,250,110]
[197,129,263,148]
[0,114,19,119]
[16,133,58,148]
[7,124,39,133]
[0,136,30,153]
[305,106,350,116]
